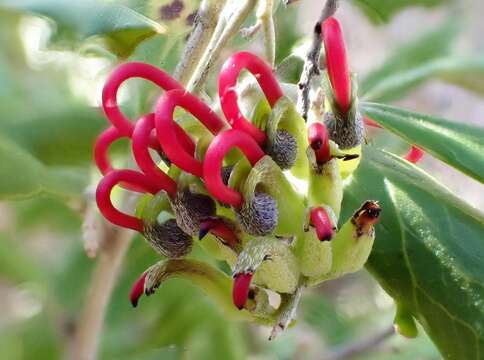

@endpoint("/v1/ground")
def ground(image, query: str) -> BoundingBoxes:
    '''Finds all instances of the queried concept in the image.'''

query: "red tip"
[129,272,147,308]
[200,219,239,249]
[232,272,253,310]
[363,117,382,129]
[132,114,179,197]
[203,129,265,208]
[96,169,160,232]
[218,51,283,145]
[322,17,351,113]
[155,89,226,177]
[310,207,335,241]
[102,62,183,136]
[308,122,331,164]
[404,146,424,164]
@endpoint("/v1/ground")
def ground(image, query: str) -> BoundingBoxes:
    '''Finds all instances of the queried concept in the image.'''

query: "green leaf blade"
[361,102,484,183]
[342,146,484,359]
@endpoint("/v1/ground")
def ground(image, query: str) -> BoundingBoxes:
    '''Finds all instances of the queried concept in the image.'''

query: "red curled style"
[308,122,331,164]
[203,129,265,208]
[364,117,424,164]
[322,17,351,113]
[218,51,284,145]
[131,114,189,198]
[94,126,147,192]
[96,169,160,232]
[310,207,335,241]
[129,272,147,307]
[155,89,227,177]
[102,62,183,136]
[232,272,253,310]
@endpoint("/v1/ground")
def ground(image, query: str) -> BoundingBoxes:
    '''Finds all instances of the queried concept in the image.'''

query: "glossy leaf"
[362,57,484,102]
[0,134,87,199]
[342,146,484,359]
[360,21,458,101]
[351,0,454,24]
[0,0,164,57]
[361,102,484,183]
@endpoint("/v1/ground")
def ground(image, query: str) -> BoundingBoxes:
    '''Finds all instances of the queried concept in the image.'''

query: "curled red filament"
[155,89,227,177]
[102,62,183,136]
[310,207,335,241]
[364,117,424,164]
[96,169,160,232]
[218,51,284,145]
[308,122,331,164]
[132,114,195,197]
[322,17,351,113]
[203,129,265,208]
[199,218,239,250]
[232,272,253,310]
[129,272,147,308]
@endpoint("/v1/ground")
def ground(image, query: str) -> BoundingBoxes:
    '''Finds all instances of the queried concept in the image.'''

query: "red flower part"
[404,146,425,164]
[132,114,185,198]
[102,62,183,136]
[96,169,160,232]
[310,207,335,241]
[218,51,284,145]
[322,17,351,113]
[129,272,147,308]
[232,272,253,310]
[199,219,239,249]
[203,129,265,208]
[308,122,331,164]
[155,89,227,177]
[364,117,424,164]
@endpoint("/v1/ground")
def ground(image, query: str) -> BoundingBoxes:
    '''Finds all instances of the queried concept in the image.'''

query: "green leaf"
[351,0,454,24]
[342,146,484,359]
[362,57,484,102]
[0,134,87,199]
[360,21,458,101]
[0,0,164,57]
[361,102,484,183]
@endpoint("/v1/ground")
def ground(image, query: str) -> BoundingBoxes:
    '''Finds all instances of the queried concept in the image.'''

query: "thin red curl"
[308,122,331,164]
[218,51,283,145]
[364,117,424,164]
[96,169,160,232]
[203,129,265,208]
[232,272,253,310]
[132,114,179,197]
[102,62,184,137]
[322,17,351,113]
[155,89,227,177]
[310,207,334,241]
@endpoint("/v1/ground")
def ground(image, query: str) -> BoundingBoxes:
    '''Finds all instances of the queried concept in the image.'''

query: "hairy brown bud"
[171,189,216,235]
[324,111,364,149]
[144,219,192,258]
[265,129,298,170]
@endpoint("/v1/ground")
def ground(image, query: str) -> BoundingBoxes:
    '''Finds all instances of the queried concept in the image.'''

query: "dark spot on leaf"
[160,0,184,21]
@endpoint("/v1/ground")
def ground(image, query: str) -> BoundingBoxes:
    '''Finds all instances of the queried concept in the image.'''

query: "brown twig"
[296,0,339,120]
[324,325,395,360]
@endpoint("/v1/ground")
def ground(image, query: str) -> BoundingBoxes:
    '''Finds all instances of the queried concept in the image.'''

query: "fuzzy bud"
[144,219,193,258]
[170,189,216,235]
[265,129,298,170]
[324,111,364,150]
[236,192,278,236]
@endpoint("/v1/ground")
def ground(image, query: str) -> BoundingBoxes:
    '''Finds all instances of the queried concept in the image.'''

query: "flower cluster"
[94,17,385,337]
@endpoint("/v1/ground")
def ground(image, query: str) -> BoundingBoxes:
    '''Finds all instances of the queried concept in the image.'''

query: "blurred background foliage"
[0,0,482,359]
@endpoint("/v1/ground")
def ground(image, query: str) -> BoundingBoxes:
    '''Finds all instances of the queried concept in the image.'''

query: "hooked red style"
[203,129,265,208]
[322,17,351,113]
[232,272,253,310]
[155,89,227,177]
[129,272,147,308]
[310,207,335,241]
[218,51,284,145]
[308,122,331,165]
[96,169,160,232]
